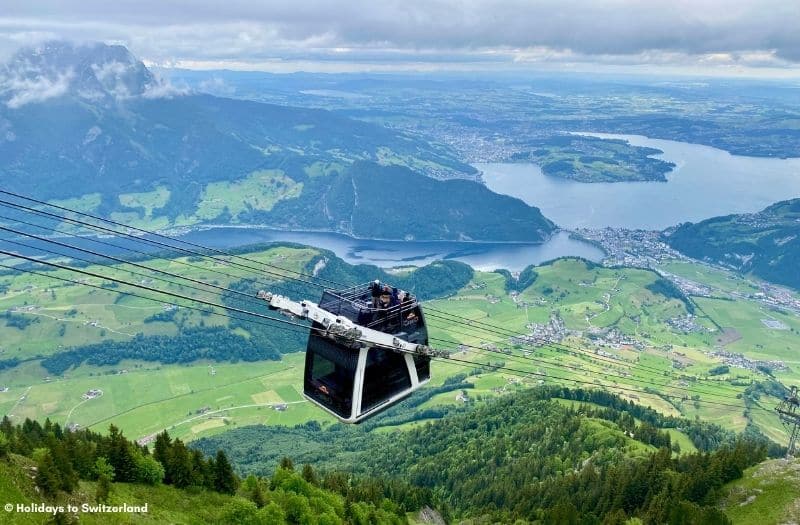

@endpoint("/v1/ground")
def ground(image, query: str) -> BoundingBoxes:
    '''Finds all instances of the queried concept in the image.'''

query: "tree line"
[0,417,236,500]
[0,417,417,524]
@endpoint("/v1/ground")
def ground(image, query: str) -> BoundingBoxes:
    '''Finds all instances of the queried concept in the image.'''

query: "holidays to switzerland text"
[5,502,149,514]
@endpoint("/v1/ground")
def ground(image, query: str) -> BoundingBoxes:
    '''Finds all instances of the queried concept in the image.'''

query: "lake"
[11,227,601,273]
[479,134,800,229]
[175,228,603,272]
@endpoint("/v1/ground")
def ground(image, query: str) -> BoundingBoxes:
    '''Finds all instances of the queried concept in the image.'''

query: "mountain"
[0,41,554,242]
[243,162,555,241]
[0,41,157,107]
[665,199,800,289]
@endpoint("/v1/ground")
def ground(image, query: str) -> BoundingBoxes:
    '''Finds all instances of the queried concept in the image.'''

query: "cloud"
[196,76,236,96]
[92,60,134,98]
[0,1,798,73]
[141,77,189,99]
[1,69,73,108]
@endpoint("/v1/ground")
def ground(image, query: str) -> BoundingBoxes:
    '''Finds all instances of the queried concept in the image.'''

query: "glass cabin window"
[304,332,358,418]
[413,355,431,382]
[361,347,412,412]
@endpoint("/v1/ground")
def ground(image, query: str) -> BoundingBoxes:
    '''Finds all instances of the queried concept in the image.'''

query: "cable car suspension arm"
[256,290,450,359]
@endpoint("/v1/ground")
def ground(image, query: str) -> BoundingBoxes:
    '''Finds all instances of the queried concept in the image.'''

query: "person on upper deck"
[370,280,381,308]
[378,291,391,309]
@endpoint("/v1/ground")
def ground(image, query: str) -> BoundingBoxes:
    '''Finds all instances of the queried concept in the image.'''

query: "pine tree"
[301,463,318,485]
[107,425,136,482]
[190,449,211,488]
[279,456,294,471]
[35,451,62,497]
[96,474,111,503]
[168,439,194,488]
[252,479,266,508]
[95,457,114,503]
[153,431,172,474]
[214,449,237,494]
[0,432,8,459]
[46,437,78,492]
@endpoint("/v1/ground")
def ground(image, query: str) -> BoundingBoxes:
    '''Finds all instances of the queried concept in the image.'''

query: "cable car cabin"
[304,283,430,423]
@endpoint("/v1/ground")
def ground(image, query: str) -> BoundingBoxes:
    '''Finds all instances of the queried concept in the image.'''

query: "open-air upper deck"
[317,281,425,341]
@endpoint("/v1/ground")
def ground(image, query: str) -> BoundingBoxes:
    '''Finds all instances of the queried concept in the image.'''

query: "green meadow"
[0,247,796,446]
[0,245,318,361]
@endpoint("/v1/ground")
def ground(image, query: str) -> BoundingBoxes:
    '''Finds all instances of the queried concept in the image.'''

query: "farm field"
[194,169,303,221]
[0,244,319,361]
[0,354,326,443]
[423,259,794,441]
[0,247,797,447]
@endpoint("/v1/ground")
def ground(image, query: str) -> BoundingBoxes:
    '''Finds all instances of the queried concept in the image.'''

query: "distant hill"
[665,199,800,289]
[0,42,554,241]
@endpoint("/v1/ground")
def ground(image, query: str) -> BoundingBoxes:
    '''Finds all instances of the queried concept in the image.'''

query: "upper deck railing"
[317,283,424,340]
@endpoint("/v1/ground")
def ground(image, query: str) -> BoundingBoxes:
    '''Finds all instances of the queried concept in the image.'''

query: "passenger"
[370,280,381,308]
[390,287,400,307]
[401,292,413,305]
[379,290,391,309]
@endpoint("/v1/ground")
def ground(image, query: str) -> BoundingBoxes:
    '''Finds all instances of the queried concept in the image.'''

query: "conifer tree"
[35,450,62,497]
[214,449,237,494]
[153,431,172,475]
[301,463,318,485]
[95,457,114,503]
[279,456,294,471]
[107,425,136,482]
[168,439,194,488]
[252,479,266,509]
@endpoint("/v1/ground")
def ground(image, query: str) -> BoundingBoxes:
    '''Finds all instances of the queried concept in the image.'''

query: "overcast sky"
[2,0,800,76]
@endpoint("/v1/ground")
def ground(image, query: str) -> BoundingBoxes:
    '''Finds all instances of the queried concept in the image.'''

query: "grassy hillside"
[0,452,409,525]
[0,454,239,524]
[194,386,769,523]
[2,251,795,445]
[720,458,800,524]
[666,199,800,290]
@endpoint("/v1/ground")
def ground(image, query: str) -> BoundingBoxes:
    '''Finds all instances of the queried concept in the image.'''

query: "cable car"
[305,283,430,423]
[258,282,434,423]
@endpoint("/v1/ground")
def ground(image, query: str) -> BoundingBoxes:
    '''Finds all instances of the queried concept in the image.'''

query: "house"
[82,388,103,400]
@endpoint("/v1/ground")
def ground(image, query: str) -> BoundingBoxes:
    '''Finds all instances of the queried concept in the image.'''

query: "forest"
[195,385,776,523]
[0,418,411,524]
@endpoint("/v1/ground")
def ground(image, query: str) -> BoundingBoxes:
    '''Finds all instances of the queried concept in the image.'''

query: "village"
[573,226,800,316]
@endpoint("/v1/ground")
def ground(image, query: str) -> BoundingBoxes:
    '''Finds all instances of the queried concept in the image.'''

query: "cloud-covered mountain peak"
[0,41,183,108]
